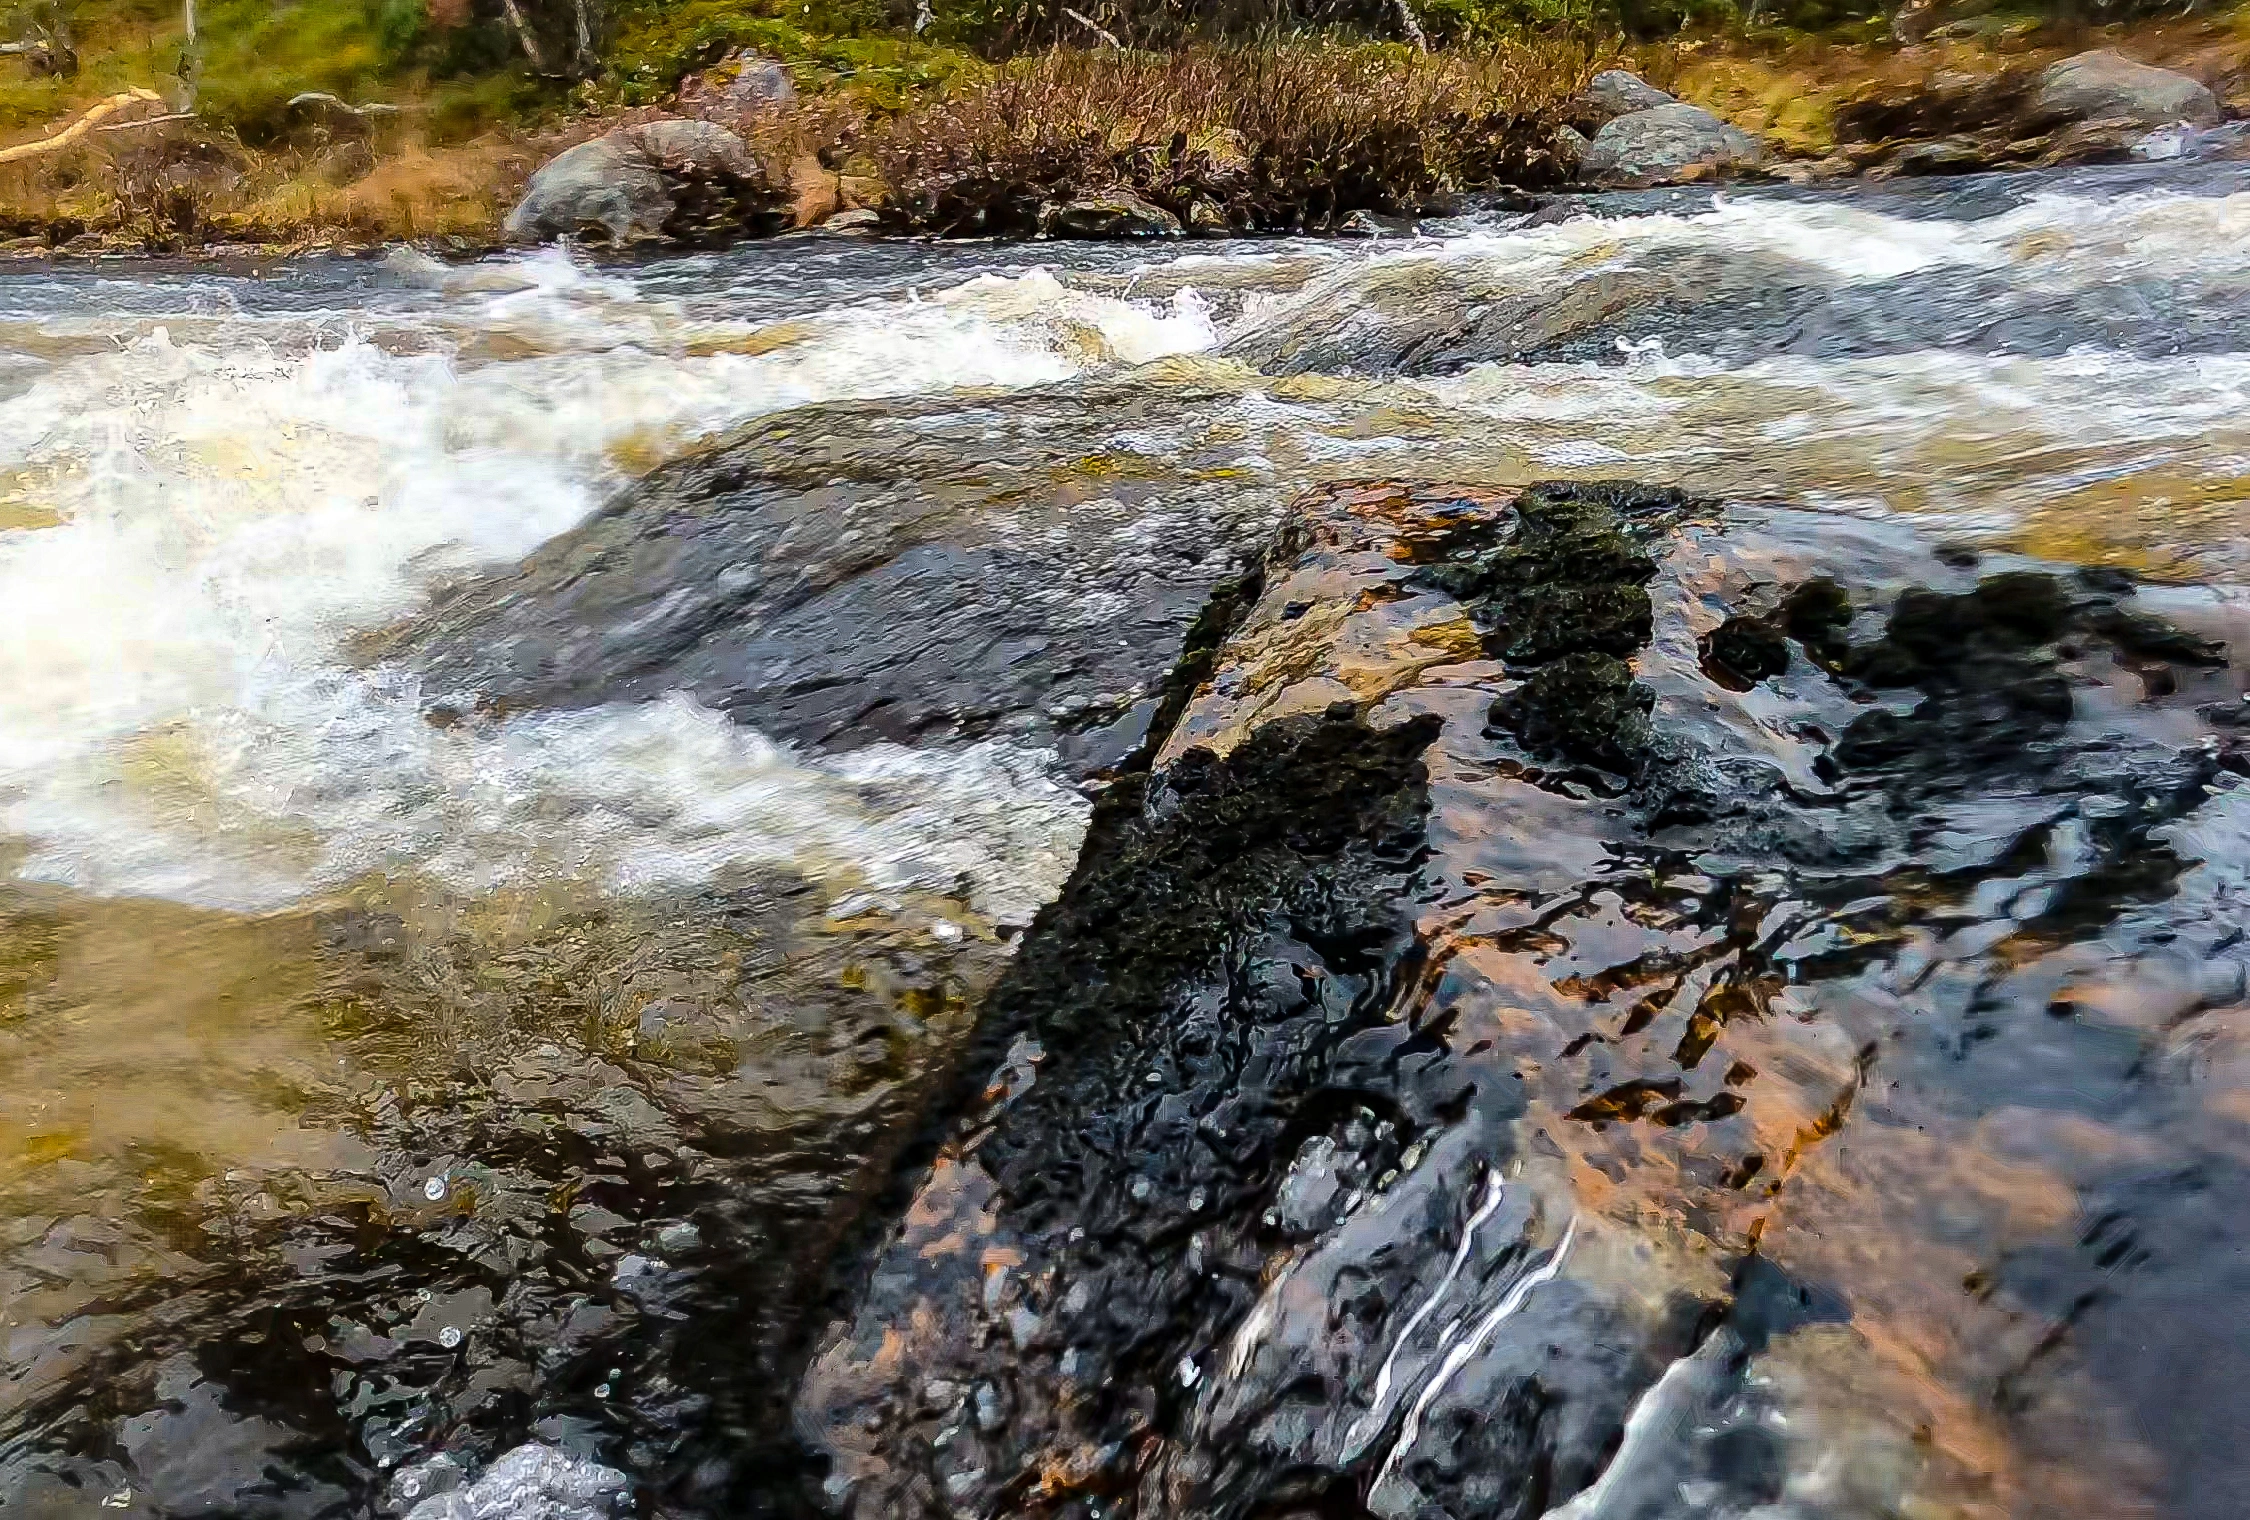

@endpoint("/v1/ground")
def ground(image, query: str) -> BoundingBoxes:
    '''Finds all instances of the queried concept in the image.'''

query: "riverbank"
[1,12,2246,255]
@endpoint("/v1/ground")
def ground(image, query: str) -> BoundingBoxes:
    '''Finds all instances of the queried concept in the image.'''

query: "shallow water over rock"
[1,161,2247,1518]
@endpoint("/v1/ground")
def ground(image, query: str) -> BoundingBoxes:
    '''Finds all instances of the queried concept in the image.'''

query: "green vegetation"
[604,0,979,110]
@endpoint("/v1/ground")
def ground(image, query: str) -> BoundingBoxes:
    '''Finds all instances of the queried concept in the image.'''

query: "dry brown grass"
[869,39,1616,236]
[1656,12,2250,155]
[0,119,538,250]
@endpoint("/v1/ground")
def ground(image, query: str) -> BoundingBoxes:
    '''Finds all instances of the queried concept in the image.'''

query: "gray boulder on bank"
[1834,47,2228,177]
[503,119,762,246]
[680,49,797,118]
[1581,100,1766,187]
[1579,68,1675,123]
[2031,48,2221,130]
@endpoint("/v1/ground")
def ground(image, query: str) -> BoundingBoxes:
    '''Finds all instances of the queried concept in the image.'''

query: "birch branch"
[1063,7,1121,47]
[0,88,168,164]
[95,110,198,132]
[495,0,551,73]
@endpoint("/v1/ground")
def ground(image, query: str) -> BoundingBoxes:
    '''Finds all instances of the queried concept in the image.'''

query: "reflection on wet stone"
[799,480,2250,1520]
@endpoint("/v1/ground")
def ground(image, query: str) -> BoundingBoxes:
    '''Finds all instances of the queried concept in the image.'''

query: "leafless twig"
[1063,7,1122,48]
[95,110,198,132]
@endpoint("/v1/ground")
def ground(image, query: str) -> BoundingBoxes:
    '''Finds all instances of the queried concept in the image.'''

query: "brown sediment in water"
[0,868,1014,1511]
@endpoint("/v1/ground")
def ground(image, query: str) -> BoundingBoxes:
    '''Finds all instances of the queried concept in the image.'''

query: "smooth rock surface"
[1578,68,1675,123]
[1580,102,1767,187]
[377,371,1301,780]
[2031,48,2221,130]
[503,120,766,246]
[797,478,2250,1519]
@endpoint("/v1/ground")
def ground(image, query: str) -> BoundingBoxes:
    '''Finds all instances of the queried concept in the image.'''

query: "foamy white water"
[4,175,2248,921]
[0,258,1216,919]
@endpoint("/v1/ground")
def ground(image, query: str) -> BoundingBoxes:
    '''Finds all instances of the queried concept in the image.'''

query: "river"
[1,157,2247,1518]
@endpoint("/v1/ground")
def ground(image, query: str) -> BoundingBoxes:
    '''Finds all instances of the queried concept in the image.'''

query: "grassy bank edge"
[1,8,2246,255]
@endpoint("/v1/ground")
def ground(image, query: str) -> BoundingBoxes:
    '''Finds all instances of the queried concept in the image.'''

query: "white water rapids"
[3,171,2248,923]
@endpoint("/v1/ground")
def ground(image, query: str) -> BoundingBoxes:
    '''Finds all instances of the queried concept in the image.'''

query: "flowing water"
[1,157,2248,1517]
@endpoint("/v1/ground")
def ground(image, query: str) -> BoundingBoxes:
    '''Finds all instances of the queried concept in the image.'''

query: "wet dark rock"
[1497,650,1653,771]
[1218,218,2250,375]
[1219,246,1798,377]
[796,478,2250,1520]
[503,121,781,248]
[1700,614,1792,691]
[374,374,1298,782]
[1413,479,1682,663]
[1039,188,1184,239]
[1579,103,1767,188]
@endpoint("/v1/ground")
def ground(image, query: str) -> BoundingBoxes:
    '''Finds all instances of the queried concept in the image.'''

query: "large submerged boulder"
[1579,101,1767,187]
[797,479,2250,1519]
[374,370,1303,781]
[503,119,775,247]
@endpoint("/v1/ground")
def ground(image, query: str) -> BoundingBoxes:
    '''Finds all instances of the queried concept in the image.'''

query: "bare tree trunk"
[913,0,933,35]
[496,0,551,73]
[570,0,593,68]
[1391,0,1428,51]
[179,0,199,106]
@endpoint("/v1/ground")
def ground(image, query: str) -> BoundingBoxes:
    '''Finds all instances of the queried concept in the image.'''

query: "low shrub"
[869,38,1609,235]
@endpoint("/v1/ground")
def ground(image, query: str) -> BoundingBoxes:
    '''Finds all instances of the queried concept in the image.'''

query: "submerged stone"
[373,373,1299,782]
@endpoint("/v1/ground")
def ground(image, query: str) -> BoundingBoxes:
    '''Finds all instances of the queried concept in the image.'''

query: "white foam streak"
[0,258,1204,915]
[1343,1168,1511,1461]
[1539,1330,1742,1520]
[1371,1215,1578,1503]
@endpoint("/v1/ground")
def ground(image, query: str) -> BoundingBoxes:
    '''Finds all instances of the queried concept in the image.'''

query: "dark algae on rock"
[798,479,2250,1520]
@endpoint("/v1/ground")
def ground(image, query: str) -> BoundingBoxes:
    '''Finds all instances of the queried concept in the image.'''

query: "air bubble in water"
[439,1325,463,1349]
[424,1176,446,1201]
